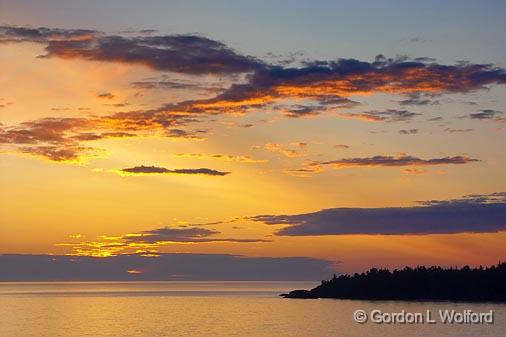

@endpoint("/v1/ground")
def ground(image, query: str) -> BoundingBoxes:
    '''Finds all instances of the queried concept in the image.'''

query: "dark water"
[0,282,504,337]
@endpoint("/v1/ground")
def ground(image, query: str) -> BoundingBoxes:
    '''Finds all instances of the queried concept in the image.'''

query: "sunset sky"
[1,0,506,278]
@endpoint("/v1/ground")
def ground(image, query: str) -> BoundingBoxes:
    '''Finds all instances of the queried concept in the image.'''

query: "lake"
[1,282,505,337]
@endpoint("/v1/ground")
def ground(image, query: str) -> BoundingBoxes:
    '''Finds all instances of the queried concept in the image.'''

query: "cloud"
[174,153,267,163]
[427,116,443,122]
[282,105,322,118]
[0,25,263,75]
[263,142,307,158]
[399,129,418,135]
[97,92,115,99]
[57,225,269,257]
[3,25,506,164]
[4,25,506,99]
[0,117,91,145]
[194,55,506,119]
[0,114,206,162]
[311,154,479,170]
[0,25,96,44]
[338,109,420,122]
[166,129,207,140]
[131,78,224,93]
[284,168,321,178]
[118,165,230,176]
[333,144,350,149]
[71,131,135,141]
[418,191,506,206]
[250,192,506,236]
[402,168,428,175]
[469,109,503,120]
[0,98,13,109]
[398,92,440,106]
[125,227,268,243]
[19,145,101,163]
[278,97,358,118]
[444,128,473,133]
[0,253,333,281]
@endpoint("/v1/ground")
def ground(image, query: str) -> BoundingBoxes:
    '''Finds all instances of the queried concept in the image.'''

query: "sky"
[1,0,506,280]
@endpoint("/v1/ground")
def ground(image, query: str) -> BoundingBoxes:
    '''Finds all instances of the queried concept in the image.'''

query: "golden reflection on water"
[0,282,504,337]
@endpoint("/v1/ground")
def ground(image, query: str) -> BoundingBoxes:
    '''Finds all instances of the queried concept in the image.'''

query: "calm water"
[1,282,505,337]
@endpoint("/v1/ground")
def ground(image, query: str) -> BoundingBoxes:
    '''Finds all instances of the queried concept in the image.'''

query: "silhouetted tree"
[285,263,506,301]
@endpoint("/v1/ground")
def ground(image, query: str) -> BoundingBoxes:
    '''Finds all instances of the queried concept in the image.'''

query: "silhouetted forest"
[283,263,506,301]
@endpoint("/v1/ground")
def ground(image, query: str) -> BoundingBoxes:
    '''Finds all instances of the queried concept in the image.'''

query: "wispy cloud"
[97,92,115,100]
[338,109,420,122]
[398,92,440,106]
[398,129,418,135]
[263,142,307,158]
[57,225,268,257]
[173,153,267,163]
[125,227,268,243]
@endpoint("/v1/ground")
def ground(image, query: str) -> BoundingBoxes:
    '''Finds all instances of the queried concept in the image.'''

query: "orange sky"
[1,20,506,274]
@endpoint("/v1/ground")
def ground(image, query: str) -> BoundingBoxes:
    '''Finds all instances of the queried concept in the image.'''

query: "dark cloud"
[0,253,332,281]
[105,103,130,108]
[171,168,229,176]
[119,165,230,176]
[0,113,205,162]
[72,132,134,141]
[57,225,268,257]
[239,123,254,128]
[97,92,115,99]
[444,128,473,133]
[250,192,506,236]
[284,168,319,177]
[283,105,322,118]
[202,56,506,118]
[338,109,421,122]
[48,35,262,74]
[317,96,359,106]
[0,25,96,44]
[131,79,224,93]
[277,97,358,118]
[118,29,158,35]
[3,25,506,164]
[3,25,506,97]
[19,145,97,162]
[418,191,506,206]
[0,25,263,75]
[4,25,506,102]
[126,226,268,243]
[166,128,207,140]
[312,155,479,169]
[469,109,503,120]
[398,93,440,106]
[399,129,418,135]
[0,117,90,145]
[427,116,443,122]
